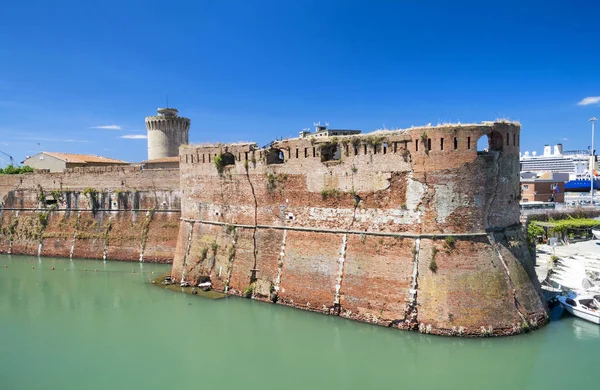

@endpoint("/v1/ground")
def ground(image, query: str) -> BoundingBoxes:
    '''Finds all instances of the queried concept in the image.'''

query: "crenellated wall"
[0,167,181,262]
[171,121,547,336]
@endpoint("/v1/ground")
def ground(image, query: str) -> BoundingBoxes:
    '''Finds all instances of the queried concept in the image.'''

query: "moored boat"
[557,292,600,325]
[592,229,600,240]
[564,178,600,192]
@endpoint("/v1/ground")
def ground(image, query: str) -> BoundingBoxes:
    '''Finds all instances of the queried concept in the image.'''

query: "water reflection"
[572,318,600,340]
[1,254,599,390]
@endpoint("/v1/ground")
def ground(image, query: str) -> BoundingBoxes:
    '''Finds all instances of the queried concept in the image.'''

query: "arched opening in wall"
[477,131,503,154]
[266,148,284,165]
[320,143,341,162]
[221,152,235,166]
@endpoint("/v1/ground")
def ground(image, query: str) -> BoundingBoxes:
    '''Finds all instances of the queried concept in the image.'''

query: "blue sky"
[1,0,600,165]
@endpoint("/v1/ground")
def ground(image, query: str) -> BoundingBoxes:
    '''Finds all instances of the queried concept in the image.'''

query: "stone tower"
[145,108,190,160]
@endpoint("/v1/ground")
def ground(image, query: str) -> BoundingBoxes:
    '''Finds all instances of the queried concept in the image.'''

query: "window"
[320,143,341,162]
[415,139,419,152]
[454,137,458,150]
[427,139,431,151]
[440,138,444,151]
[467,137,471,149]
[266,149,284,165]
[221,152,235,166]
[565,298,577,307]
[522,185,529,190]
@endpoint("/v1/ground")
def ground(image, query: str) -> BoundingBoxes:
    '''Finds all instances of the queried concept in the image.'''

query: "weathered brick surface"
[416,237,520,335]
[40,212,77,258]
[1,121,547,336]
[0,185,180,262]
[142,212,180,262]
[171,121,547,336]
[341,235,414,325]
[278,231,340,311]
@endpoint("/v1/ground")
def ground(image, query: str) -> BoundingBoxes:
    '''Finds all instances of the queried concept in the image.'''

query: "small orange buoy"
[51,267,55,270]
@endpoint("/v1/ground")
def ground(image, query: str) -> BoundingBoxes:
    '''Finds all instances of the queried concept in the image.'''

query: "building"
[22,152,129,173]
[145,108,190,160]
[520,172,567,203]
[299,123,361,138]
[141,156,180,170]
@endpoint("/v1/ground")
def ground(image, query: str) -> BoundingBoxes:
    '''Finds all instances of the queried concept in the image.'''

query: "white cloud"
[577,96,600,106]
[562,138,568,141]
[119,134,147,139]
[11,137,89,143]
[91,125,122,130]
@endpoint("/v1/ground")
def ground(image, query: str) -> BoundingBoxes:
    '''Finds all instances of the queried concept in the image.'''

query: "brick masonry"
[0,167,181,263]
[0,121,548,336]
[171,121,547,336]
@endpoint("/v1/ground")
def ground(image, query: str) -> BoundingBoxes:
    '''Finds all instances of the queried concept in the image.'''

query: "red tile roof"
[42,152,129,164]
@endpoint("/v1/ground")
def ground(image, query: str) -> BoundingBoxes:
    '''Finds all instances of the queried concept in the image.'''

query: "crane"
[0,150,14,166]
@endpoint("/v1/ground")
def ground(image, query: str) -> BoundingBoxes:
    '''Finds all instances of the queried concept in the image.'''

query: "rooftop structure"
[141,156,180,170]
[22,152,129,172]
[145,107,190,160]
[299,123,361,138]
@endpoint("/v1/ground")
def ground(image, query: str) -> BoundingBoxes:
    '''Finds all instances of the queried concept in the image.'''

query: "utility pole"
[590,117,597,206]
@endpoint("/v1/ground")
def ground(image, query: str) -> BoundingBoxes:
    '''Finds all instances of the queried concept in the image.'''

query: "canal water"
[0,255,597,390]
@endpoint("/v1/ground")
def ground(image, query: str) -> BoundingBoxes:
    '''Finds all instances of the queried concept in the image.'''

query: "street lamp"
[590,117,597,206]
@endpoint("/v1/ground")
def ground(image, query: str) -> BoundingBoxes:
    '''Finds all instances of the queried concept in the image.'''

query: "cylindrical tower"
[145,108,191,160]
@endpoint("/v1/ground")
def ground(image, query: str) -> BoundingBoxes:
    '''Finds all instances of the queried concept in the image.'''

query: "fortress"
[0,112,548,336]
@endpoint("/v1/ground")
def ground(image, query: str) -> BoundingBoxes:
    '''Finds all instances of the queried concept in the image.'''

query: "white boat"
[592,229,600,240]
[557,292,600,325]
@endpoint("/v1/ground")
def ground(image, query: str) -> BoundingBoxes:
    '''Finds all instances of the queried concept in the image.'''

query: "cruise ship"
[520,144,599,193]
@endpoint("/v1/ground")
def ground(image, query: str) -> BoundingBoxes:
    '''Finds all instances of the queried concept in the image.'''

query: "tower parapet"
[145,108,190,160]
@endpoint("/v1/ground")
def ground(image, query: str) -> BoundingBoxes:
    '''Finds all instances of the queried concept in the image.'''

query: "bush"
[429,257,438,273]
[213,154,225,175]
[429,246,439,273]
[320,188,340,200]
[444,236,456,249]
[527,222,545,246]
[0,165,34,174]
[243,284,254,298]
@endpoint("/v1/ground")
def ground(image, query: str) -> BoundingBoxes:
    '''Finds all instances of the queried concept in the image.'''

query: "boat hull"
[564,179,600,192]
[558,297,600,325]
[593,230,600,240]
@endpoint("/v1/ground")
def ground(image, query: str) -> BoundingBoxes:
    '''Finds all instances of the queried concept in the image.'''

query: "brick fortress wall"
[171,121,547,336]
[0,166,181,263]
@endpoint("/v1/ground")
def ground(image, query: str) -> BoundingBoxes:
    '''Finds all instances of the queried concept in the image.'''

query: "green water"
[0,255,597,390]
